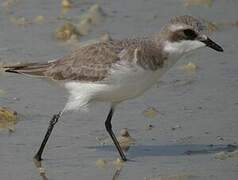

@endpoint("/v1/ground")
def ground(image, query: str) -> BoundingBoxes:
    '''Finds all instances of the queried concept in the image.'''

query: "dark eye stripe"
[183,29,197,40]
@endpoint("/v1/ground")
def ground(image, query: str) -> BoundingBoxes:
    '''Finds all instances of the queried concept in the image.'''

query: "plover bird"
[3,15,223,162]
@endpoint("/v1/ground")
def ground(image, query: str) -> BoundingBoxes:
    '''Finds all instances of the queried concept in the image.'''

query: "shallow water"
[1,0,238,180]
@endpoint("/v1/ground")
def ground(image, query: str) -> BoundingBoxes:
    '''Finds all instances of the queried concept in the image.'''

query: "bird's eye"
[183,29,197,40]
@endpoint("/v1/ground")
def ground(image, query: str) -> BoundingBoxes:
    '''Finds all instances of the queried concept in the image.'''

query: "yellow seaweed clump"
[179,62,198,73]
[95,158,108,168]
[206,21,219,32]
[143,107,159,118]
[77,4,106,35]
[117,128,136,151]
[78,18,92,35]
[215,150,238,160]
[87,4,105,24]
[34,16,45,24]
[113,158,124,167]
[61,0,72,9]
[55,22,79,41]
[0,107,18,132]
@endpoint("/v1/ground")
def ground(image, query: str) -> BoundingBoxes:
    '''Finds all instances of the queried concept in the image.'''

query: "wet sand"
[0,0,238,179]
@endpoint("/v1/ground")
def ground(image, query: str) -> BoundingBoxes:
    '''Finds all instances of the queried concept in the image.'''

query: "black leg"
[34,112,62,161]
[105,107,127,161]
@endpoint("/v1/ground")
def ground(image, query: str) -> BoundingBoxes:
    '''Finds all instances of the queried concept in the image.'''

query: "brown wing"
[3,41,123,81]
[44,39,156,81]
[4,38,164,81]
[45,41,123,81]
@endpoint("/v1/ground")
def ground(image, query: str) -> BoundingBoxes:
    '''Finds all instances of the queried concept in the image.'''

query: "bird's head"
[158,15,223,57]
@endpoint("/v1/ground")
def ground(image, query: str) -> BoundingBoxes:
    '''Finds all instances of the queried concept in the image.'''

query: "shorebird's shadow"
[89,144,237,158]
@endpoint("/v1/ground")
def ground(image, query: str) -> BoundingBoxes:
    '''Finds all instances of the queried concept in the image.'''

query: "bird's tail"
[2,62,52,76]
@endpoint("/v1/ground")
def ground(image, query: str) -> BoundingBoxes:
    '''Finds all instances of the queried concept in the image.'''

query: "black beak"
[201,37,224,52]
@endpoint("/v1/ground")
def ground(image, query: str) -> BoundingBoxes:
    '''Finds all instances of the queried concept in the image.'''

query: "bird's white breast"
[64,61,160,111]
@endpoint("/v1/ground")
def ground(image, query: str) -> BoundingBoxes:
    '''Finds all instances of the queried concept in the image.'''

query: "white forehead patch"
[169,24,188,32]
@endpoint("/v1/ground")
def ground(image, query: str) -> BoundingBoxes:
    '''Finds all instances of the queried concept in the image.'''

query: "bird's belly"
[95,72,158,102]
[64,67,163,111]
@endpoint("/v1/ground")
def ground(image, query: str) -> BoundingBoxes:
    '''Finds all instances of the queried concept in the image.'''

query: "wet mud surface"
[0,0,238,179]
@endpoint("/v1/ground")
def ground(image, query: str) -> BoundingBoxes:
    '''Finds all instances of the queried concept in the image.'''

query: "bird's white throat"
[164,40,205,56]
[162,40,205,68]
